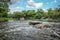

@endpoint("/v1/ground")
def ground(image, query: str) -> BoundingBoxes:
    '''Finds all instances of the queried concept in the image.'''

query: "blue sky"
[9,0,60,12]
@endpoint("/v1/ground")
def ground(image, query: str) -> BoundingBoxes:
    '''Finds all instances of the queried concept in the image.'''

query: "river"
[0,20,60,40]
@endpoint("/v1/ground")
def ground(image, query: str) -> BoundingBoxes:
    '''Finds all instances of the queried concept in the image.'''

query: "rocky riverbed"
[0,20,60,40]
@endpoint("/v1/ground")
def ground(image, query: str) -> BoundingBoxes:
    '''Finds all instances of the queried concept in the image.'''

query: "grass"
[47,20,60,22]
[0,18,8,22]
[40,19,60,22]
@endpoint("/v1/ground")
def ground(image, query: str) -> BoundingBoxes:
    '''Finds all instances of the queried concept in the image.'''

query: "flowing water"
[0,20,60,40]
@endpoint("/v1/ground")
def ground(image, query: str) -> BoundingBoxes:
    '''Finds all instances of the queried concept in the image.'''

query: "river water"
[0,20,60,40]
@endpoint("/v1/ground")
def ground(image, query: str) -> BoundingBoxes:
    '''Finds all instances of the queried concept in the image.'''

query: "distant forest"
[8,5,60,20]
[0,0,60,21]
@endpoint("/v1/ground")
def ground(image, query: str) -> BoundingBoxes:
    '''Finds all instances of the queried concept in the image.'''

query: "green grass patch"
[47,20,60,22]
[40,19,60,22]
[0,18,8,22]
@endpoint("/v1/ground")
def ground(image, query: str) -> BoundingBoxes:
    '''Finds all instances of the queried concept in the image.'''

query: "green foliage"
[47,6,60,19]
[0,0,60,21]
[9,5,60,20]
[0,18,8,22]
[0,0,11,21]
[47,20,60,22]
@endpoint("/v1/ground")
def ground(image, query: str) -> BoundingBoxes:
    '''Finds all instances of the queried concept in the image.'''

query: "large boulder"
[20,17,25,21]
[29,21,41,25]
[35,24,53,29]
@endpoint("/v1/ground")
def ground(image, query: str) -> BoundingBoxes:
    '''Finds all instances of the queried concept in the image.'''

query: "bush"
[0,18,8,22]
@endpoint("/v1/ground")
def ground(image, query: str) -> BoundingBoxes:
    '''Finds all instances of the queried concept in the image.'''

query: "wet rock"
[35,24,53,29]
[0,22,7,29]
[50,24,60,36]
[0,28,60,40]
[29,21,41,25]
[0,20,60,40]
[57,32,60,35]
[20,17,25,21]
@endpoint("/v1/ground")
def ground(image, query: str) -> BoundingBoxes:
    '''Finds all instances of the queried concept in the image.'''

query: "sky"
[9,0,60,12]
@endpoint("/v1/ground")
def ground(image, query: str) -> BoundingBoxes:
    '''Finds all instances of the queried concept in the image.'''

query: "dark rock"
[29,21,41,25]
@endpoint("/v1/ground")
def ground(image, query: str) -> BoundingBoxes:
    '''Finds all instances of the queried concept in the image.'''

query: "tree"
[36,9,45,19]
[47,8,54,18]
[13,12,20,19]
[0,0,11,18]
[25,10,36,19]
[54,5,60,19]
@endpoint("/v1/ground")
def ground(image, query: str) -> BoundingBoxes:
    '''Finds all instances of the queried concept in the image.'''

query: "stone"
[20,17,25,21]
[29,21,41,25]
[35,24,53,29]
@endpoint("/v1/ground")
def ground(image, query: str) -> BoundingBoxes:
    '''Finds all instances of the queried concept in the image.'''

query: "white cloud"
[43,9,48,12]
[35,3,43,8]
[26,0,43,8]
[14,7,20,11]
[29,0,34,2]
[54,0,57,3]
[11,0,19,4]
[51,0,57,4]
[26,0,35,8]
[10,7,24,12]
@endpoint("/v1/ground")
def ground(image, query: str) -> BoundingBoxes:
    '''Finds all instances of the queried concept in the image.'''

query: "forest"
[0,0,60,22]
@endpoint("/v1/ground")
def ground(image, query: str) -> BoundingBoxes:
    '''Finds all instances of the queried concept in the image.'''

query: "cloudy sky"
[9,0,60,12]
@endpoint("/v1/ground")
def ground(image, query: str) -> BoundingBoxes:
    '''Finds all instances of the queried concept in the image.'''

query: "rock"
[35,24,53,29]
[57,32,60,35]
[29,21,41,25]
[38,28,60,39]
[20,17,25,21]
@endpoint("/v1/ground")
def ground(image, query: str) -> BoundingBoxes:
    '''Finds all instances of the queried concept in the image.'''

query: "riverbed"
[0,20,60,40]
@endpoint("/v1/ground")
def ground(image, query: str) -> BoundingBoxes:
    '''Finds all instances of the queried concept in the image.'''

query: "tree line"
[8,6,60,20]
[0,0,60,21]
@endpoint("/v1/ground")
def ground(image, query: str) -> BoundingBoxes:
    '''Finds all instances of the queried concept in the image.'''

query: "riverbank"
[0,18,60,22]
[40,19,60,22]
[0,18,8,22]
[0,18,15,22]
